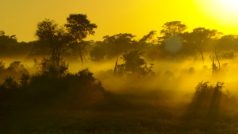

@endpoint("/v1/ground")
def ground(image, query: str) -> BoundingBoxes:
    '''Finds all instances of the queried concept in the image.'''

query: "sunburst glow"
[196,0,238,25]
[217,0,238,14]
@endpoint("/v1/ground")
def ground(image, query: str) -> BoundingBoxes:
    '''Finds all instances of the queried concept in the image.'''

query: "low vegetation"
[1,13,238,134]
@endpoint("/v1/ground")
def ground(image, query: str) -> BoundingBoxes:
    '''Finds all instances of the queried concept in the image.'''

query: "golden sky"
[1,0,238,41]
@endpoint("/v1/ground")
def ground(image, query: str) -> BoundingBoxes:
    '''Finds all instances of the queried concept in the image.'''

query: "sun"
[196,0,238,25]
[216,0,238,14]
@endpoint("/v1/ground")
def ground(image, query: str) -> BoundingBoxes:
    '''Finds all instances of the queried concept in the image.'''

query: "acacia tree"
[114,50,153,76]
[159,21,187,55]
[65,14,97,62]
[104,33,135,56]
[138,31,157,49]
[90,33,136,60]
[160,21,187,38]
[216,35,238,51]
[183,27,218,62]
[36,19,71,77]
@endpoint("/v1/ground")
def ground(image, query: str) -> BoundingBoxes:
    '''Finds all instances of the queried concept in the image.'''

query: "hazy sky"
[1,0,238,41]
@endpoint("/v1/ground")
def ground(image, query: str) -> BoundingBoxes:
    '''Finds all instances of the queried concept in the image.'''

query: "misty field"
[2,12,238,134]
[1,57,238,134]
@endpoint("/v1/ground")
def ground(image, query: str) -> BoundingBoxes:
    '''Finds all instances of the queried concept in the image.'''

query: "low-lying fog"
[2,55,238,104]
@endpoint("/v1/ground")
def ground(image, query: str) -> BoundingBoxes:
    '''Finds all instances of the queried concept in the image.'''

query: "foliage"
[3,18,238,60]
[160,21,187,38]
[65,14,97,41]
[186,82,226,120]
[90,33,136,60]
[182,27,218,61]
[0,61,29,84]
[0,66,105,109]
[65,14,97,62]
[1,77,19,90]
[0,31,30,56]
[114,50,154,76]
[40,57,68,77]
[36,20,70,77]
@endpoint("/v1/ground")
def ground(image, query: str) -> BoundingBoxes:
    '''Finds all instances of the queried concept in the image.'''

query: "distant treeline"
[1,14,238,60]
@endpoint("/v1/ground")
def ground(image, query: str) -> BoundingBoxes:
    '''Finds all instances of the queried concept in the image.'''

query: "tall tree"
[183,27,218,62]
[90,33,136,61]
[36,19,58,42]
[65,14,97,62]
[103,33,136,57]
[216,35,238,51]
[36,19,70,77]
[160,21,186,38]
[159,21,187,55]
[114,50,153,76]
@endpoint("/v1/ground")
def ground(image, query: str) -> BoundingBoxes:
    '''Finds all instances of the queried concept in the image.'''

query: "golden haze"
[1,0,238,41]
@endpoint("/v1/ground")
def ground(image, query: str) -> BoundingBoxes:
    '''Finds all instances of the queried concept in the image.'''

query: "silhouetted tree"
[90,41,107,61]
[90,33,136,60]
[138,31,157,50]
[0,31,29,56]
[36,19,70,77]
[159,21,186,55]
[123,51,145,73]
[210,49,221,74]
[36,19,58,41]
[114,50,154,76]
[139,31,157,44]
[183,28,218,62]
[160,21,186,38]
[41,57,68,77]
[65,14,97,62]
[216,35,238,59]
[104,33,136,55]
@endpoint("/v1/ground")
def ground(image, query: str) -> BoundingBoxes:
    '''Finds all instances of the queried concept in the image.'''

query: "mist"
[2,13,238,134]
